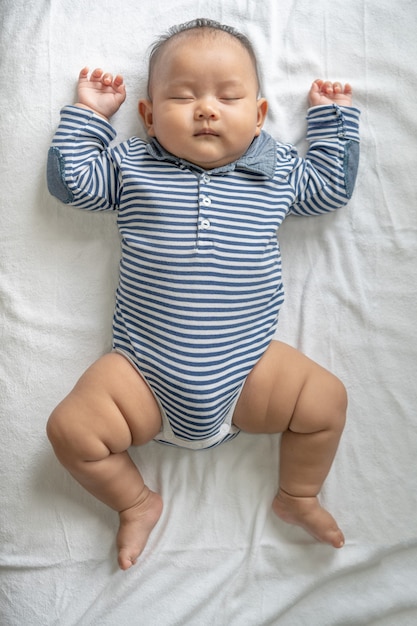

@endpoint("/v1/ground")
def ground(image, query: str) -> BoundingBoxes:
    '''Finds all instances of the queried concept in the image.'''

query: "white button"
[201,195,211,206]
[200,218,211,229]
[202,174,210,184]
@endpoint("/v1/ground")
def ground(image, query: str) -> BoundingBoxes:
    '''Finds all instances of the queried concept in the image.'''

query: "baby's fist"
[309,80,352,107]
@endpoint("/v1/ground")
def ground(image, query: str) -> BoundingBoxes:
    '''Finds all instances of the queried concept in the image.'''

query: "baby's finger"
[113,74,124,88]
[343,83,353,95]
[79,67,90,80]
[323,81,333,94]
[313,78,324,89]
[333,82,342,94]
[90,68,104,82]
[102,72,113,86]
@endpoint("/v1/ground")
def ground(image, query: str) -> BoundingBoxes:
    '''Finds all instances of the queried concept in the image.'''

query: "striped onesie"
[47,104,360,450]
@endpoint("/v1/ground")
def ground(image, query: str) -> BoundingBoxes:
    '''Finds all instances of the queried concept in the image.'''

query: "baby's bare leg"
[46,353,163,569]
[233,341,347,548]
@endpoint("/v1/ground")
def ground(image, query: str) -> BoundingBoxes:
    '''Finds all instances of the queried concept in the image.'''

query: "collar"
[145,130,277,179]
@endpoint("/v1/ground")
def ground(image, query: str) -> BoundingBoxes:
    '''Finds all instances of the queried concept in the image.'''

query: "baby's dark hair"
[147,18,262,97]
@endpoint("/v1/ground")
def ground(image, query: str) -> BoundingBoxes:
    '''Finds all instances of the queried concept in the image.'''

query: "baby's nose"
[195,98,219,119]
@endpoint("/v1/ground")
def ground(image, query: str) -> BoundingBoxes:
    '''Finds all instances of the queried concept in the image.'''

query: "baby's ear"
[255,98,268,136]
[138,100,155,136]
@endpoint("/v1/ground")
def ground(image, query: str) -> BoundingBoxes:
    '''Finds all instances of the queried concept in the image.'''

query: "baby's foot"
[117,486,163,570]
[272,488,344,548]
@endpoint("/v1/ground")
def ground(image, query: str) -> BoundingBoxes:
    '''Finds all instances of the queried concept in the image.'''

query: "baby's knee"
[301,369,347,433]
[327,369,347,402]
[46,400,95,464]
[325,373,348,429]
[46,402,74,456]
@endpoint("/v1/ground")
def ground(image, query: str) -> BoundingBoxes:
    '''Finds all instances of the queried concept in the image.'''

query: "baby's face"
[139,34,267,170]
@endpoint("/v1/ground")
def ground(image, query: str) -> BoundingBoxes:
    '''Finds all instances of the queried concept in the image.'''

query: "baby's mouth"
[194,128,219,137]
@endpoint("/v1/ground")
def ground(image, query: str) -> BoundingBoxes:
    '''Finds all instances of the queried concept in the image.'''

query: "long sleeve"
[47,105,127,211]
[288,104,360,216]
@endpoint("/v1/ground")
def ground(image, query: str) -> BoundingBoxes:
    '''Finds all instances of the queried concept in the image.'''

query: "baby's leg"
[46,353,163,569]
[233,341,347,548]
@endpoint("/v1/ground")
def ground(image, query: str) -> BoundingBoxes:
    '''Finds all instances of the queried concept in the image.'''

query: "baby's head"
[139,18,268,170]
[146,19,263,98]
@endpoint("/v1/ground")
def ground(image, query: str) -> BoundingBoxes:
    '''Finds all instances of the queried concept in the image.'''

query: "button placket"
[198,174,213,233]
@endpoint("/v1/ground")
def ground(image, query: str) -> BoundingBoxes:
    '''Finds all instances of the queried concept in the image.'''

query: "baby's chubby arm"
[308,79,352,107]
[75,67,126,120]
[288,79,359,216]
[47,68,126,207]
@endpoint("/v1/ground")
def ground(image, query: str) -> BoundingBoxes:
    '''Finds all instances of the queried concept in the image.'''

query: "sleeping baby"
[46,18,360,569]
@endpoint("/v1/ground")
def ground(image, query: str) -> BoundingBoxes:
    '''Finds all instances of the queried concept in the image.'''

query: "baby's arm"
[308,79,352,108]
[47,69,127,208]
[287,82,359,216]
[76,67,126,120]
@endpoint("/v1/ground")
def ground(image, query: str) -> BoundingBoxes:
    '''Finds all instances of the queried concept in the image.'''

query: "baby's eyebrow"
[219,78,244,85]
[214,78,246,89]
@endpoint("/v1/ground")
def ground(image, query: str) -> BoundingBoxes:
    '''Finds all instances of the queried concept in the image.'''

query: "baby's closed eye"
[169,94,194,101]
[218,93,244,102]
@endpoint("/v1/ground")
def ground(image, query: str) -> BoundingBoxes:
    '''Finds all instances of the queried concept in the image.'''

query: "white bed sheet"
[1,0,417,624]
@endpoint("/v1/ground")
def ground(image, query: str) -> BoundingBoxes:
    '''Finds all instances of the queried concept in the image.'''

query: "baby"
[46,18,360,570]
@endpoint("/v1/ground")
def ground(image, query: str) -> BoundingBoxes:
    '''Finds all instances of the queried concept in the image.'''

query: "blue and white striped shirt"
[47,104,360,448]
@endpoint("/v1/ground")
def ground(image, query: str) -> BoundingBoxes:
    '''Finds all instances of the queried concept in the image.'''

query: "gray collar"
[145,130,277,178]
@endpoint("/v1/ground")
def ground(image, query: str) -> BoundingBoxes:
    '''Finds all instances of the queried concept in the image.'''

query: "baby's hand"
[308,79,352,107]
[76,67,126,120]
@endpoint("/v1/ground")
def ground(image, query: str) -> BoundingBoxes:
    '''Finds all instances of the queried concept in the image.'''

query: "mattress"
[1,0,417,624]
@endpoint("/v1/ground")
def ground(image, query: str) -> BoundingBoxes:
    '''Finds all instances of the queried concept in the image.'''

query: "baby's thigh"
[233,341,343,434]
[49,353,162,451]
